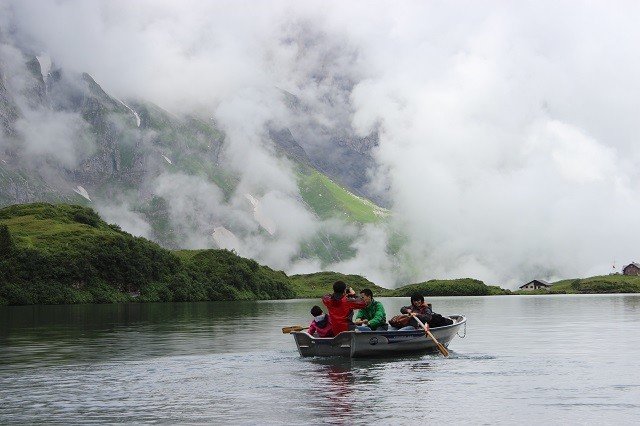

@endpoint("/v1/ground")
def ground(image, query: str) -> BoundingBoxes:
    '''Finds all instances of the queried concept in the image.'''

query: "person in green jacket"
[354,288,388,331]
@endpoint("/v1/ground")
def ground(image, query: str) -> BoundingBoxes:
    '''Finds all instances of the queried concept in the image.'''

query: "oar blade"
[425,329,449,357]
[281,325,307,334]
[436,342,449,357]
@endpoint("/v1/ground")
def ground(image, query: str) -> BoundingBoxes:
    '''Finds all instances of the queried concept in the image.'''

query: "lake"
[1,295,639,424]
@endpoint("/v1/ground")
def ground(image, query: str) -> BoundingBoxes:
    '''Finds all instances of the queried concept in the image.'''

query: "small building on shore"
[519,279,551,291]
[622,262,640,276]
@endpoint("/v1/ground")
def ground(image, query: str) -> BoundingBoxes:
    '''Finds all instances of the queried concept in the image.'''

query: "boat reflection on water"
[302,354,437,422]
[323,362,357,419]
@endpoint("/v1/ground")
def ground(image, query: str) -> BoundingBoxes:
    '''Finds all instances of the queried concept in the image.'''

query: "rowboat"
[292,315,466,358]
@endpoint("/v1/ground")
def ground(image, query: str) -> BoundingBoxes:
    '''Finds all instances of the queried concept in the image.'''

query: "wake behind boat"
[292,315,466,358]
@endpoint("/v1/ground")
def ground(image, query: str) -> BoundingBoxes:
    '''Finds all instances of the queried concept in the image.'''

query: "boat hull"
[293,315,466,358]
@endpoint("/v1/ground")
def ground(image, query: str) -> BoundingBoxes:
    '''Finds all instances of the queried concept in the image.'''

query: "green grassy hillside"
[295,170,393,265]
[298,171,389,223]
[0,203,294,305]
[390,278,511,297]
[537,275,640,294]
[289,271,392,298]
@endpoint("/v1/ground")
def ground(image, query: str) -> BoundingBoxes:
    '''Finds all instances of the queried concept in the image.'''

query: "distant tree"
[0,224,15,257]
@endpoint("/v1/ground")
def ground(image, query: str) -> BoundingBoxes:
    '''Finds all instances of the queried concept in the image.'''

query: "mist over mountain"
[0,14,399,286]
[3,1,640,288]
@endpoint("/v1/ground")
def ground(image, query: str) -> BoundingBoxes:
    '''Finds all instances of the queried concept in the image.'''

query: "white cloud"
[153,172,249,249]
[546,120,617,183]
[328,224,396,288]
[96,202,151,238]
[15,109,92,167]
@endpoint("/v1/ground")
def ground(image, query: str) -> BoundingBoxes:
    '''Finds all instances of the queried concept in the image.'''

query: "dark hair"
[410,293,424,303]
[333,280,347,294]
[360,288,373,298]
[310,306,323,316]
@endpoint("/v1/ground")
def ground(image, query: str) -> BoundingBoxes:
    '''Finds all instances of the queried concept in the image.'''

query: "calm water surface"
[1,295,639,424]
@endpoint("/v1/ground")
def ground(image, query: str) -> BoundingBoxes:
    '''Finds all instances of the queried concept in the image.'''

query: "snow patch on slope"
[245,193,276,235]
[73,185,91,201]
[35,54,52,79]
[115,98,141,127]
[211,226,241,251]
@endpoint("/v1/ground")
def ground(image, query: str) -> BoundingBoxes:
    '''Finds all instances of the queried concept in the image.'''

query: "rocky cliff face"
[0,67,20,138]
[0,54,228,205]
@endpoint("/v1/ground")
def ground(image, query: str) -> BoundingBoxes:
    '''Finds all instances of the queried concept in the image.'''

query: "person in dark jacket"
[308,305,334,337]
[400,293,453,329]
[322,281,367,335]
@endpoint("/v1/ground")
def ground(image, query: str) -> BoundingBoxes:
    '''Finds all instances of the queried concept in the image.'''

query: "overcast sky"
[4,0,640,287]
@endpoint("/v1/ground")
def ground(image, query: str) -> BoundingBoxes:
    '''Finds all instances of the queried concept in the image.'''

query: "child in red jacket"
[308,305,334,338]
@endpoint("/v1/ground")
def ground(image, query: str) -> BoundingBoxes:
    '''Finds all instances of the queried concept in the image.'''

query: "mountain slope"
[299,170,388,223]
[0,49,390,269]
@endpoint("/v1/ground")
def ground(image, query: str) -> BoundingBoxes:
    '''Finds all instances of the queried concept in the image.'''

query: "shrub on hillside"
[139,281,174,302]
[185,249,294,300]
[487,285,512,295]
[0,282,34,305]
[73,210,101,227]
[0,224,15,257]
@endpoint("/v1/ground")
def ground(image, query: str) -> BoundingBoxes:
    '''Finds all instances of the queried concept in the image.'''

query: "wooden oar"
[281,325,308,334]
[412,315,449,357]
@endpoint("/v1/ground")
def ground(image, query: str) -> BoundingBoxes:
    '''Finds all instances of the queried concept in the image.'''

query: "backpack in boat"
[388,315,411,328]
[429,313,453,328]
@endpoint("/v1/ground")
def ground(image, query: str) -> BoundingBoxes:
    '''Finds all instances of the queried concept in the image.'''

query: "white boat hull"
[293,315,466,358]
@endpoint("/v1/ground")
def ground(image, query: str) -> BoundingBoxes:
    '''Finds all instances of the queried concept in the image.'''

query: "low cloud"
[153,172,249,249]
[96,201,151,239]
[15,109,92,168]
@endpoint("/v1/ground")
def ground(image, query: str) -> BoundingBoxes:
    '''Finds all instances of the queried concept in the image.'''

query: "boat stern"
[292,331,353,357]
